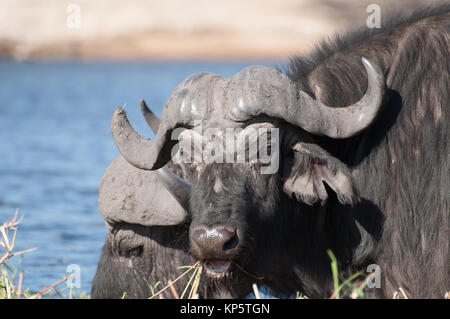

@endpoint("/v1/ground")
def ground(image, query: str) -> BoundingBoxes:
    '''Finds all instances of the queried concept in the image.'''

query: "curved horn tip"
[112,107,124,123]
[115,105,126,114]
[111,106,163,171]
[140,98,153,116]
[140,98,147,109]
[112,106,129,127]
[361,57,383,76]
[360,56,386,100]
[139,98,161,134]
[361,56,371,66]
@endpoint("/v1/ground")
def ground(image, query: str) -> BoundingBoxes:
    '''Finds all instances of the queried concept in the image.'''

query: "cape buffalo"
[91,5,449,298]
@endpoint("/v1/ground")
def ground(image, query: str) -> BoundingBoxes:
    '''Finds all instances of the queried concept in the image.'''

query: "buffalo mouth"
[203,259,233,279]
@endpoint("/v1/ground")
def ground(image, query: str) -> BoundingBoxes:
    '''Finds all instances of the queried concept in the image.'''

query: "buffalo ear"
[282,142,358,206]
[99,156,188,226]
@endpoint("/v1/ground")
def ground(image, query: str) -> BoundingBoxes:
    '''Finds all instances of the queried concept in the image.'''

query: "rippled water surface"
[0,60,276,296]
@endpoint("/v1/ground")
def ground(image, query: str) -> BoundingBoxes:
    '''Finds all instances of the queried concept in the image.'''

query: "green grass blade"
[327,249,340,299]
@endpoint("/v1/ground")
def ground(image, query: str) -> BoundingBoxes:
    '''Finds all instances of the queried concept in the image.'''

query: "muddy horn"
[112,105,192,211]
[111,107,166,170]
[229,57,386,139]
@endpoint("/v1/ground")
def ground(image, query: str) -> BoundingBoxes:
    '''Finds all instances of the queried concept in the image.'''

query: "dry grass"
[0,210,77,299]
[147,260,202,299]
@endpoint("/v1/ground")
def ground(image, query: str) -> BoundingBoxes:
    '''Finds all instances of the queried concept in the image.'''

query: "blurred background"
[0,0,433,61]
[0,0,444,297]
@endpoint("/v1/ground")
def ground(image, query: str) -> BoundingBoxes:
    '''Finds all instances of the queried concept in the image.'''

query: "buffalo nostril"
[191,227,239,256]
[222,231,239,251]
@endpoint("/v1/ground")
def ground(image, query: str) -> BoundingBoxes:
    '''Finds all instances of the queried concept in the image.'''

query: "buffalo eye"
[111,228,146,258]
[125,245,143,258]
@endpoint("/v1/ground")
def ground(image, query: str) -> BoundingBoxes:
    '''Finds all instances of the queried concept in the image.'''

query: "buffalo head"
[106,58,385,282]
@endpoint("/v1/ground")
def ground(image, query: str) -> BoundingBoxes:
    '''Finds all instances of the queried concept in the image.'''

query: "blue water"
[0,60,278,296]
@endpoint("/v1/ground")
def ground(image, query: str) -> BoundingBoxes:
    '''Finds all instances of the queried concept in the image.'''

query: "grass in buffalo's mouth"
[146,259,266,299]
[147,260,202,299]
